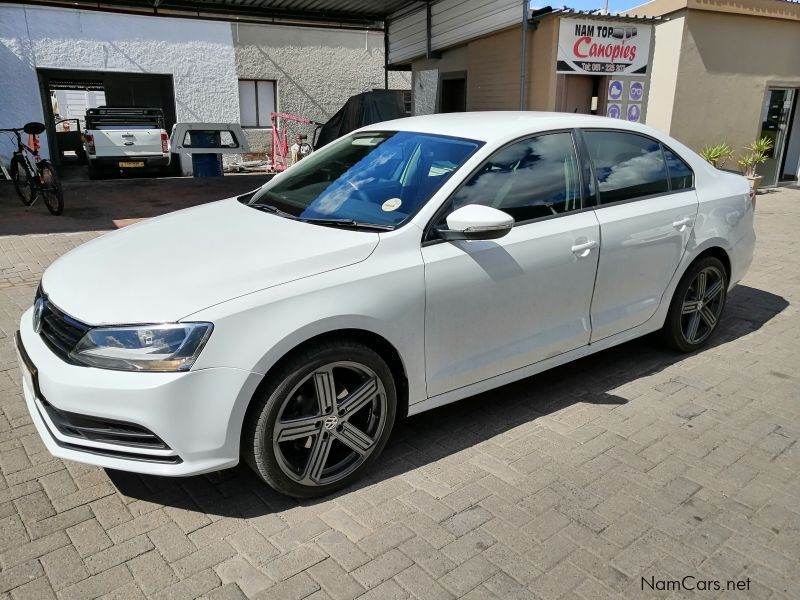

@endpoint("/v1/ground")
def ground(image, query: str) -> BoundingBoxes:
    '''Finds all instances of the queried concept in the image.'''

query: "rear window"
[584,130,669,203]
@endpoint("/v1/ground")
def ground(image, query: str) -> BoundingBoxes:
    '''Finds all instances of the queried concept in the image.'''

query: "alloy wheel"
[272,361,387,487]
[680,265,725,345]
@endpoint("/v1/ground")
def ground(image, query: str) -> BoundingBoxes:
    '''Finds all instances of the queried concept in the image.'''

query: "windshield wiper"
[300,218,394,231]
[249,204,298,220]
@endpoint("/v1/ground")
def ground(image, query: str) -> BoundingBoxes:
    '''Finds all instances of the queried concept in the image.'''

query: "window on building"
[238,80,276,128]
[584,130,670,203]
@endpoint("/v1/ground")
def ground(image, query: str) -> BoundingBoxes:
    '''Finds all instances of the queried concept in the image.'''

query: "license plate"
[15,331,39,398]
[119,161,144,168]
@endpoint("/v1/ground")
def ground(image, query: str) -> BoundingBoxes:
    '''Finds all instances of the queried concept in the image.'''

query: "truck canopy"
[86,107,165,130]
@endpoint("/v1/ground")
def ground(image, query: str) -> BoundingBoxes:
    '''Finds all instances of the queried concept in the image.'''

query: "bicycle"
[2,122,64,215]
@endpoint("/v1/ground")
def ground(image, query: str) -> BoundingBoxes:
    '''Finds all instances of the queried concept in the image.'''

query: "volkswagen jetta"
[16,112,755,497]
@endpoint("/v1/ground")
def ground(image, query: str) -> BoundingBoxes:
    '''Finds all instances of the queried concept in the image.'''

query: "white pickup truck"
[84,107,171,179]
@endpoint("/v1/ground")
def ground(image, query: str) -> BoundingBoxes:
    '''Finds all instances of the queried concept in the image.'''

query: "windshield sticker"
[382,198,402,212]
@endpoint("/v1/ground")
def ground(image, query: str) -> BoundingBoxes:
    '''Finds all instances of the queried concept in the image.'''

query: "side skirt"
[407,319,663,417]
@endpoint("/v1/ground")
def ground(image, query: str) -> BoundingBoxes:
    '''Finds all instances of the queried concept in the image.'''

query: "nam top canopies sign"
[557,18,651,76]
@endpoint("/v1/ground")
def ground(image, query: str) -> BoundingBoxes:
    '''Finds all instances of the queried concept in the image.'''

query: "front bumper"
[16,308,261,476]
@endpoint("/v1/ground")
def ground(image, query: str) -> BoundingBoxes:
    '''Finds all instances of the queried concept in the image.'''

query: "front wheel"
[243,340,397,498]
[9,155,34,206]
[37,161,64,215]
[662,256,728,352]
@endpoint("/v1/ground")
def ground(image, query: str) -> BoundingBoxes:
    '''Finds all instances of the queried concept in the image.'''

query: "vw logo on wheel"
[32,297,46,333]
[323,415,339,430]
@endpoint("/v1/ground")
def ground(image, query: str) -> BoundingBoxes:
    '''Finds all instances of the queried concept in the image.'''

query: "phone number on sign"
[575,62,633,73]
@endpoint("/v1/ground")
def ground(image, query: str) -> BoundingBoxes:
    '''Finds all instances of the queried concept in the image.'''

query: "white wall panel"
[431,0,521,51]
[388,9,426,64]
[388,0,522,64]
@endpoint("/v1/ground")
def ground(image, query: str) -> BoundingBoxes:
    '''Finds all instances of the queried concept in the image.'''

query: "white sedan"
[16,112,755,497]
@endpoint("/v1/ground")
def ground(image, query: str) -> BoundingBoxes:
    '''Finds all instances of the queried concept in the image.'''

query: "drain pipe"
[518,0,528,110]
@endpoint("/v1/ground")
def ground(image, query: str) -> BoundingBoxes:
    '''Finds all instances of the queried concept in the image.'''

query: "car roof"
[360,111,651,143]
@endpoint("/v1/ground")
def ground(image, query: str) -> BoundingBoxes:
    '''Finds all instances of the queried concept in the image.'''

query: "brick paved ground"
[1,187,798,599]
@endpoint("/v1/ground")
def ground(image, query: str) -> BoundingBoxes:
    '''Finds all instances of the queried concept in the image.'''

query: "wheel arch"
[692,245,731,282]
[241,327,411,449]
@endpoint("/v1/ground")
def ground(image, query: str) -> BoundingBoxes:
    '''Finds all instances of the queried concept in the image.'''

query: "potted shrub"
[699,143,734,168]
[738,136,774,194]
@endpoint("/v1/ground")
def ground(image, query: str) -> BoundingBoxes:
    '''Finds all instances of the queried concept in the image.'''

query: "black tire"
[9,155,34,206]
[243,340,397,498]
[37,161,64,216]
[662,256,728,352]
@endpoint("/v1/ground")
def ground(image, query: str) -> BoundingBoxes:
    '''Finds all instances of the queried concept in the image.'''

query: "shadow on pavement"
[0,174,272,236]
[106,284,789,516]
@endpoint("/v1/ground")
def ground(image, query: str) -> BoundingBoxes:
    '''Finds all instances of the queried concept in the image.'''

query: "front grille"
[40,399,170,450]
[36,289,90,362]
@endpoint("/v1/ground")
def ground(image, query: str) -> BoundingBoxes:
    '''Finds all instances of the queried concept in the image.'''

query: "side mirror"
[437,205,514,241]
[23,122,46,135]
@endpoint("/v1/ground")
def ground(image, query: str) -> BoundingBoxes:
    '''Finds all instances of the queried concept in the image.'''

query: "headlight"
[69,323,213,372]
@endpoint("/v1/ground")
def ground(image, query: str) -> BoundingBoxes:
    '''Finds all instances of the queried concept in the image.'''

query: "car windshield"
[248,131,482,228]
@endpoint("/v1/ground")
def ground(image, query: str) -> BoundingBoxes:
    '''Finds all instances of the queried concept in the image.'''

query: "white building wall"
[233,22,410,154]
[0,3,239,172]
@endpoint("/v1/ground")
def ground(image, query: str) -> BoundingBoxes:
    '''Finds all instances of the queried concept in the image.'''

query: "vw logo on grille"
[32,298,46,334]
[323,415,339,430]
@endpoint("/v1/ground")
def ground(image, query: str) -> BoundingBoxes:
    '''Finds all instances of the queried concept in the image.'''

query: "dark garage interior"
[36,68,177,172]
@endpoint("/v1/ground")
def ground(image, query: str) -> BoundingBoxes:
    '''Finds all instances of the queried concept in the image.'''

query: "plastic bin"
[191,153,223,177]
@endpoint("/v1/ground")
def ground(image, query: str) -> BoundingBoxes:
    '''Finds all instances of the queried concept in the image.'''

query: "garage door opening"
[37,69,177,177]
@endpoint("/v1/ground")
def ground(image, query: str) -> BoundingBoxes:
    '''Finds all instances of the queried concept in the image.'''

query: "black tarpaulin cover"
[315,90,406,148]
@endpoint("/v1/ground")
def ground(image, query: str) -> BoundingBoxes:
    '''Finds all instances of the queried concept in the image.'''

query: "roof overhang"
[5,0,428,29]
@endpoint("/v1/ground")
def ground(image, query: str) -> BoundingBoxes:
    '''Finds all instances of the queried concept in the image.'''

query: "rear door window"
[663,147,693,190]
[584,130,670,203]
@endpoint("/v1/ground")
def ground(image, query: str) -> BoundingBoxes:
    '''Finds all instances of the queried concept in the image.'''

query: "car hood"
[42,198,379,325]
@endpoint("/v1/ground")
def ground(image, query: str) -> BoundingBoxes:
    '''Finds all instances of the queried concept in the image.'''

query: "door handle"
[571,240,598,256]
[672,217,692,230]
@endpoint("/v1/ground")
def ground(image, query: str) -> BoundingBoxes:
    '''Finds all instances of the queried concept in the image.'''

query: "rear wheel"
[37,161,64,216]
[10,155,34,206]
[243,340,397,498]
[662,256,727,352]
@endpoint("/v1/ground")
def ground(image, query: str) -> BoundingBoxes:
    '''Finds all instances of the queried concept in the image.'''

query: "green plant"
[737,136,774,178]
[699,143,733,168]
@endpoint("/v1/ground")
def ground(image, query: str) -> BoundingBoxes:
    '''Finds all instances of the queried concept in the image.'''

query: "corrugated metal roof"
[19,0,425,28]
[530,7,665,24]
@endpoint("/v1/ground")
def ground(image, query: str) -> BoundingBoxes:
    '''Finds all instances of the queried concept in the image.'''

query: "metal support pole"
[383,20,389,89]
[426,2,433,58]
[518,0,528,110]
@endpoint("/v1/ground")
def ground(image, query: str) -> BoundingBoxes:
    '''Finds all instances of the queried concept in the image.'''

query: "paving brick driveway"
[1,188,798,600]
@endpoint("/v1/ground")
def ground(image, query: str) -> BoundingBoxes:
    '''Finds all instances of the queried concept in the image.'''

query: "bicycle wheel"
[37,161,64,216]
[9,155,34,206]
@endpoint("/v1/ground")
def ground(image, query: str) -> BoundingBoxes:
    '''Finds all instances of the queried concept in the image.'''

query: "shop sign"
[557,18,651,76]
